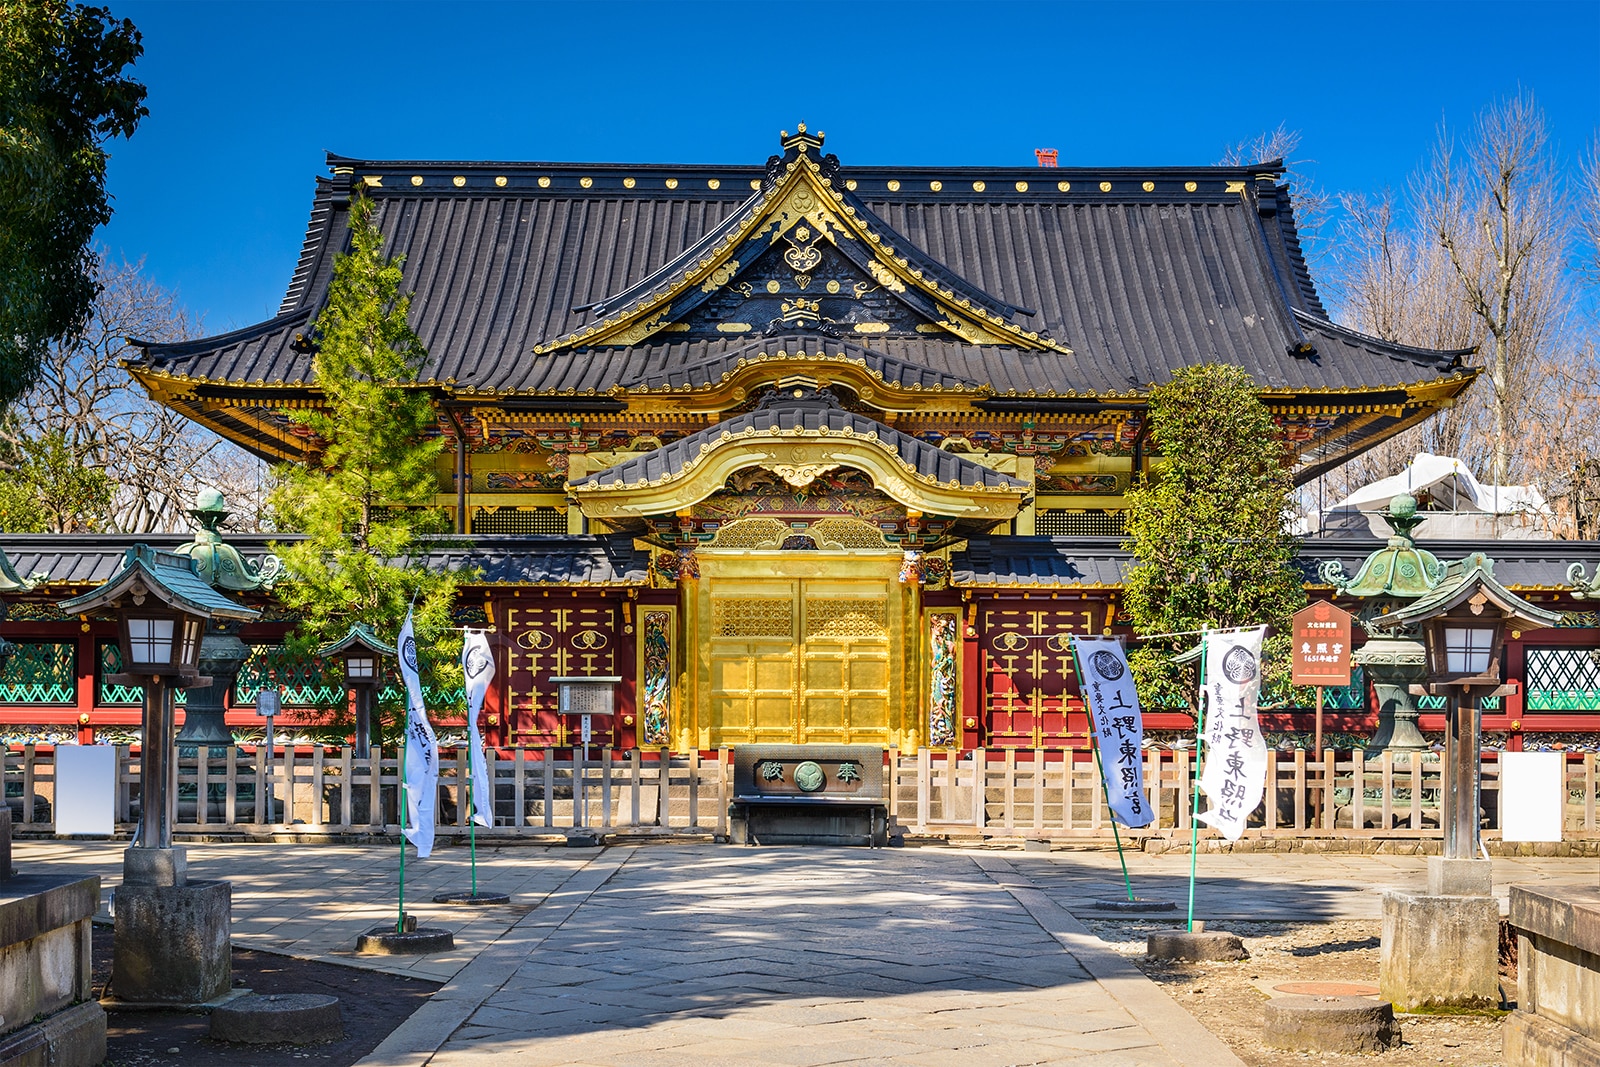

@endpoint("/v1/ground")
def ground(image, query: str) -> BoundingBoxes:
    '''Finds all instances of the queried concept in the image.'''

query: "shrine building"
[15,125,1554,753]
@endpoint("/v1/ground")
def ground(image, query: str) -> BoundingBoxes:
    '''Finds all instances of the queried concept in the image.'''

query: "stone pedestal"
[112,874,232,1006]
[176,629,248,748]
[1503,884,1600,1067]
[1380,888,1500,1010]
[0,874,105,1066]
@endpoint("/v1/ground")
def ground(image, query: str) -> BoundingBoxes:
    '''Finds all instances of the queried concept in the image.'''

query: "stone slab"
[122,846,186,888]
[1510,884,1600,959]
[0,874,98,1043]
[111,878,230,1005]
[1147,930,1248,961]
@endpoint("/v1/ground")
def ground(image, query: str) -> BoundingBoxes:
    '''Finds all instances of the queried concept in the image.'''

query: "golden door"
[697,558,905,748]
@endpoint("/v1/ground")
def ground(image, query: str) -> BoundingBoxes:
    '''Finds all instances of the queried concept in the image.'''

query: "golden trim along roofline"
[571,424,1029,522]
[530,138,1069,357]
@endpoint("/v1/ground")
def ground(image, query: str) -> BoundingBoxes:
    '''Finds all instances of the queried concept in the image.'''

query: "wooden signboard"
[1291,601,1354,687]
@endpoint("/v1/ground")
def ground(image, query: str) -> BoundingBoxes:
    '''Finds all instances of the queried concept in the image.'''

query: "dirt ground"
[93,924,439,1067]
[1082,918,1510,1067]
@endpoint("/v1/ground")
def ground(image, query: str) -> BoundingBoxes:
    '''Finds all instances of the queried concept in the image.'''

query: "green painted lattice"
[234,644,343,707]
[97,641,185,706]
[1525,647,1600,711]
[0,642,76,705]
[1319,666,1367,710]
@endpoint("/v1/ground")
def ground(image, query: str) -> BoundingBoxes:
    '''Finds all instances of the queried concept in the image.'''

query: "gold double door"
[691,552,911,748]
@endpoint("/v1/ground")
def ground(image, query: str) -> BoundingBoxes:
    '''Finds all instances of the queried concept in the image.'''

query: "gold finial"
[780,123,825,153]
[797,121,807,133]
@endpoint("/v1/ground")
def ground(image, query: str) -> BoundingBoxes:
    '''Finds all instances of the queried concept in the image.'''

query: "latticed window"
[471,506,566,534]
[1035,510,1125,537]
[97,641,186,706]
[1525,647,1600,711]
[234,645,345,707]
[1320,666,1367,710]
[0,642,77,705]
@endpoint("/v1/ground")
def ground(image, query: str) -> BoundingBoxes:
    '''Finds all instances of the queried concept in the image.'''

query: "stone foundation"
[112,878,231,1005]
[1503,884,1600,1067]
[1380,889,1499,1010]
[0,874,105,1067]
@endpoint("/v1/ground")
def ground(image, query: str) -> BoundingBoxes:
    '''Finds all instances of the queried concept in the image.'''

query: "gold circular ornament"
[538,176,551,188]
[580,176,593,188]
[1142,180,1155,192]
[750,179,761,190]
[707,178,720,190]
[794,761,825,792]
[665,177,679,189]
[410,175,423,187]
[826,280,841,294]
[1015,181,1028,192]
[1099,181,1112,192]
[766,280,781,293]
[887,179,901,191]
[495,176,507,187]
[1185,181,1198,192]
[1057,180,1071,192]
[845,179,858,191]
[452,176,466,188]
[972,180,986,192]
[623,177,636,189]
[930,180,943,192]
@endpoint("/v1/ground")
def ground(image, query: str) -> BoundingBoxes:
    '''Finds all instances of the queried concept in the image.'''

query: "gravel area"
[1081,918,1509,1067]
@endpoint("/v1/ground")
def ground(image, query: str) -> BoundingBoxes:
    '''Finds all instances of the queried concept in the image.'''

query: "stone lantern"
[320,624,395,759]
[1318,493,1445,754]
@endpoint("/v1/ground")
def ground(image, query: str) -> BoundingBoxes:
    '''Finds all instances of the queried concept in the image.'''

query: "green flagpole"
[1187,635,1208,933]
[397,731,408,934]
[1070,640,1134,903]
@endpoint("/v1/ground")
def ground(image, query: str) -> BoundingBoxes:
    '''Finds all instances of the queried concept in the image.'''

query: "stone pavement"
[17,838,1600,1065]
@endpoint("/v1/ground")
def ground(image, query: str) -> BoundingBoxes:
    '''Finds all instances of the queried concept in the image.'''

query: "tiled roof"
[130,149,1469,399]
[573,398,1029,492]
[1,535,650,591]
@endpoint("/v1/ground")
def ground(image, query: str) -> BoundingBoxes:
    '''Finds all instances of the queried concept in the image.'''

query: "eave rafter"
[533,125,1068,357]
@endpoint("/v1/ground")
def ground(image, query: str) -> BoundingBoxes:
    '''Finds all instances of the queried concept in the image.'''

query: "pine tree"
[1121,364,1307,707]
[269,194,467,739]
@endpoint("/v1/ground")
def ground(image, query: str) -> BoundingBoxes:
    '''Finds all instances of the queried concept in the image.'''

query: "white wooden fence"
[5,745,1598,841]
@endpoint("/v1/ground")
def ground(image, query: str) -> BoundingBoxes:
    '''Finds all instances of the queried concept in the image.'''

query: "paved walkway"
[17,839,1600,1065]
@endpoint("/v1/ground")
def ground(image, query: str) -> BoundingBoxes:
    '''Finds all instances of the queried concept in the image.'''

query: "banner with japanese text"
[461,628,496,828]
[1198,626,1268,841]
[1071,635,1153,828]
[398,609,439,858]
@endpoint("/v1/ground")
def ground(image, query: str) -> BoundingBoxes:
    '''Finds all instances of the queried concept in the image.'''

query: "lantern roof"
[318,622,397,660]
[1319,493,1446,599]
[1374,550,1562,633]
[56,544,261,622]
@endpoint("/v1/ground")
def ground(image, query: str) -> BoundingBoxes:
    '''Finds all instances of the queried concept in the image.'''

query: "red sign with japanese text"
[1291,601,1354,686]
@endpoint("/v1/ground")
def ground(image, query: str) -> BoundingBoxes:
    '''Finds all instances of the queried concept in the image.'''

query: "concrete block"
[0,875,98,1039]
[1429,856,1494,896]
[1503,1008,1600,1067]
[1263,995,1400,1053]
[122,846,186,888]
[111,879,231,1005]
[0,1000,106,1067]
[1380,890,1499,1010]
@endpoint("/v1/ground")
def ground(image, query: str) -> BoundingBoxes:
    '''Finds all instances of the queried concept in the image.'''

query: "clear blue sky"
[100,0,1600,334]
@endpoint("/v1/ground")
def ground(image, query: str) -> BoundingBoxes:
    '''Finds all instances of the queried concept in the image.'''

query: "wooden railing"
[5,745,1598,842]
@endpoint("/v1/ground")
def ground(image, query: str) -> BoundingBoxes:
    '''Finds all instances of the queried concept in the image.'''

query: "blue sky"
[100,0,1600,333]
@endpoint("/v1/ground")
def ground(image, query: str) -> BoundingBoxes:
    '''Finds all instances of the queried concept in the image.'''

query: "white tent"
[1315,453,1553,539]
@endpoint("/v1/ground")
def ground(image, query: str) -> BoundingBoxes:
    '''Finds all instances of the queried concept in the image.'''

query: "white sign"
[397,609,439,858]
[1198,626,1268,841]
[54,744,116,836]
[1500,751,1564,843]
[461,629,496,828]
[256,688,281,718]
[1071,636,1152,828]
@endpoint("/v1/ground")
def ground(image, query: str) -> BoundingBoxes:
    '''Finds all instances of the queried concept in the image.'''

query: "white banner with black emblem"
[1198,626,1268,841]
[1071,636,1152,828]
[397,608,439,857]
[461,629,496,828]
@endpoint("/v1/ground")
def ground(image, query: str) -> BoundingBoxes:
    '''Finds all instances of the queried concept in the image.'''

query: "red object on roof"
[1034,148,1059,167]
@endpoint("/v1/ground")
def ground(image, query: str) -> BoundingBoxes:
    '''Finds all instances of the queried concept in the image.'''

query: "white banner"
[461,628,496,829]
[1197,626,1268,841]
[1072,636,1152,828]
[397,609,439,858]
